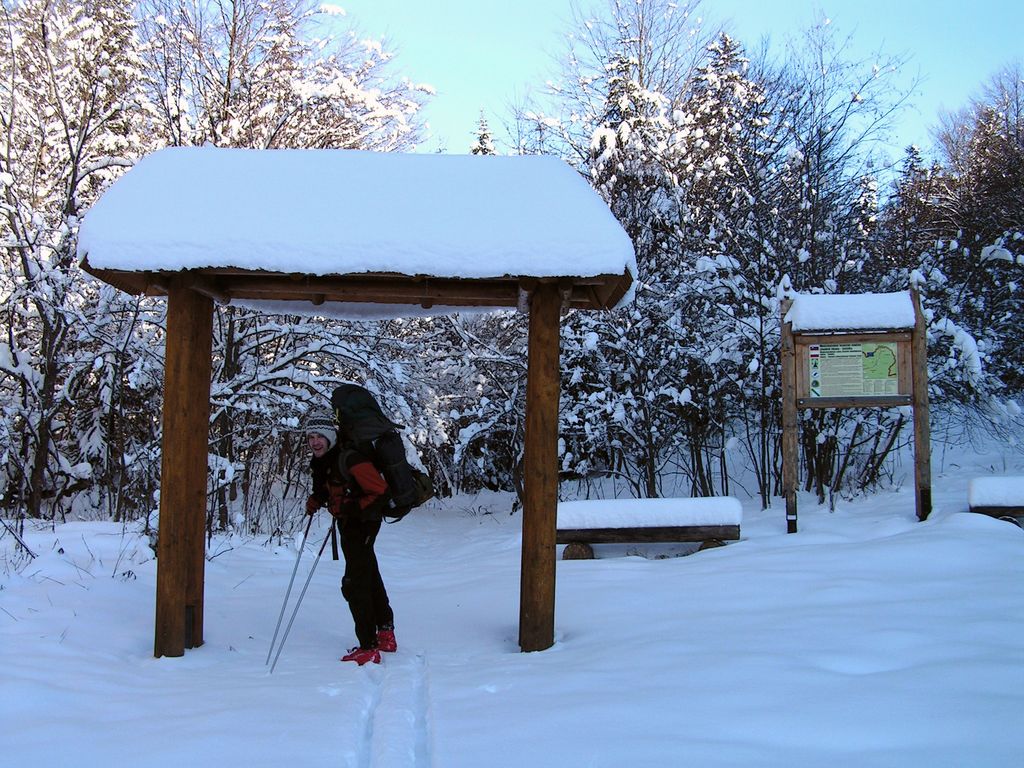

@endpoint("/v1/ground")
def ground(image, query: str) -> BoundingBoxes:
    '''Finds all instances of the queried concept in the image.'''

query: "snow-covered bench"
[968,476,1024,525]
[556,497,742,559]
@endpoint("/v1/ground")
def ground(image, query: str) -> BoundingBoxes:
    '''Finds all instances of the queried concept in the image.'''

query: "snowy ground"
[3,447,1023,768]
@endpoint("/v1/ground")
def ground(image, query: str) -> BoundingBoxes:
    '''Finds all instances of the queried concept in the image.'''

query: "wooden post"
[911,290,932,521]
[519,282,561,652]
[154,279,213,657]
[780,300,799,533]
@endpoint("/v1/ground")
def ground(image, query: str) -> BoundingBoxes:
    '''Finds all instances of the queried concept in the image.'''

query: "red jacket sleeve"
[348,459,389,512]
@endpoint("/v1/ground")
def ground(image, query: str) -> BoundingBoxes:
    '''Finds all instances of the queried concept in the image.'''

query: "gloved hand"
[327,483,348,518]
[305,495,321,515]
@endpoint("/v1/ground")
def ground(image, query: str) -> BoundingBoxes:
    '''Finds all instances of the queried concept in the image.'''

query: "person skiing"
[305,409,396,665]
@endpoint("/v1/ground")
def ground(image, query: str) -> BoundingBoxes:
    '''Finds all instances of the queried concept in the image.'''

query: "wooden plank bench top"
[557,497,741,558]
[556,524,741,544]
[968,476,1024,521]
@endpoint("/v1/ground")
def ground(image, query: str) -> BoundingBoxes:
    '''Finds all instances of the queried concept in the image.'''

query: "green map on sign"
[863,344,897,380]
[809,341,899,397]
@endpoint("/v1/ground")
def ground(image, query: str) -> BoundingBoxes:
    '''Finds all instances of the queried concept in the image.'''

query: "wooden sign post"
[154,279,214,657]
[519,282,561,652]
[780,290,931,533]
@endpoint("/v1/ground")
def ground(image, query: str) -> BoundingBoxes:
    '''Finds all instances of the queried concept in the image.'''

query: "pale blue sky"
[333,1,1021,158]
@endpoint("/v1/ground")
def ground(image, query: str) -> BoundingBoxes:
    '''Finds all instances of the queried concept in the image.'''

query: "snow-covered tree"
[525,2,930,507]
[879,146,943,271]
[470,111,496,155]
[0,0,158,521]
[128,0,434,531]
[1,0,435,531]
[892,64,1023,419]
[555,2,711,498]
[659,33,786,503]
[136,0,428,151]
[3,0,1021,532]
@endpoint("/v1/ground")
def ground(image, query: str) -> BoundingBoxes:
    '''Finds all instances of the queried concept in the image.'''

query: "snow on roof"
[786,291,916,332]
[77,146,636,289]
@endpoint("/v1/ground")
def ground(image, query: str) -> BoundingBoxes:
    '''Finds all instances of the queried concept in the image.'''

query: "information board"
[780,291,931,532]
[808,342,899,398]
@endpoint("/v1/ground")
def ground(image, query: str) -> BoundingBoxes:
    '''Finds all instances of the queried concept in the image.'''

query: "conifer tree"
[470,111,496,155]
[915,64,1024,402]
[559,1,709,498]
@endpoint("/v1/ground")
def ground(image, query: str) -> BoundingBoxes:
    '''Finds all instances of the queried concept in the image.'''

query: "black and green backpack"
[331,383,434,521]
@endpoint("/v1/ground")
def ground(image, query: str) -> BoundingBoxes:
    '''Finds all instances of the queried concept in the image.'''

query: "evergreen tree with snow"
[662,33,785,502]
[533,2,928,506]
[907,64,1024,405]
[559,1,711,498]
[470,112,496,155]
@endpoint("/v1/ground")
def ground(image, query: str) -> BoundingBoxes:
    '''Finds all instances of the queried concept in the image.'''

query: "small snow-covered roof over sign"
[786,291,915,332]
[78,147,636,314]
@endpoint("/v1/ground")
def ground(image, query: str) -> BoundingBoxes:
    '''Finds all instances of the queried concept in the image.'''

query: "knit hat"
[305,409,337,449]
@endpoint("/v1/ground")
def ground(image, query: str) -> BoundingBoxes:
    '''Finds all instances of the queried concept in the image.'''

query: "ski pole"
[265,513,315,666]
[269,525,333,674]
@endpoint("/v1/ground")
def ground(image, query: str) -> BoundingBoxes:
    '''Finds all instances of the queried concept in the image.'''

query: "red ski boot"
[341,646,381,665]
[376,627,397,653]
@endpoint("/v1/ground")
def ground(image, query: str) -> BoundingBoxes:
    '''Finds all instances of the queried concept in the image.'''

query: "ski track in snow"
[353,652,431,768]
[412,655,431,768]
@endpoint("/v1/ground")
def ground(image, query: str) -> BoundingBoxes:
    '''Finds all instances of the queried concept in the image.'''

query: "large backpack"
[332,384,434,521]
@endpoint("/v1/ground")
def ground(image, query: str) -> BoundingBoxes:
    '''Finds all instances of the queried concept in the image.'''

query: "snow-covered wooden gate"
[77,147,635,657]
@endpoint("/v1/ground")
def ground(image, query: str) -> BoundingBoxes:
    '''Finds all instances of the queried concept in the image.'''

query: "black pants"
[336,515,393,649]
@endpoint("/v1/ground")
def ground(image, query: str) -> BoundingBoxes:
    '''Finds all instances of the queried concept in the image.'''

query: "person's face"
[307,433,329,458]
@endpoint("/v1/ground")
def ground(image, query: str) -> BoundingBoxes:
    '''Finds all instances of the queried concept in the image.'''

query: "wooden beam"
[798,395,913,409]
[79,261,634,311]
[220,274,521,308]
[154,281,213,657]
[969,505,1024,518]
[556,525,740,544]
[897,340,913,397]
[519,282,561,652]
[149,273,229,304]
[911,290,932,521]
[186,273,230,305]
[793,331,913,345]
[780,300,799,534]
